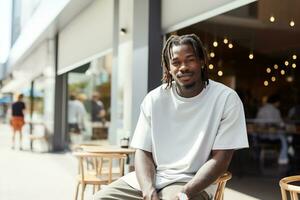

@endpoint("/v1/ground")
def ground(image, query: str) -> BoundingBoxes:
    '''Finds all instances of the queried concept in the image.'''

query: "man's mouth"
[177,72,193,79]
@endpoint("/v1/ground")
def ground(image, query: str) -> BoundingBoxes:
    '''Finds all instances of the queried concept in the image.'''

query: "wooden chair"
[73,151,126,200]
[279,175,300,200]
[214,172,232,200]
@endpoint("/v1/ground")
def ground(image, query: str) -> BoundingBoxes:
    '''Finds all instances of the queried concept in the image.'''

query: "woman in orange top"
[10,94,26,150]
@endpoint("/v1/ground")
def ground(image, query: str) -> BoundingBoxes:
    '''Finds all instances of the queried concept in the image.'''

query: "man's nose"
[179,64,189,72]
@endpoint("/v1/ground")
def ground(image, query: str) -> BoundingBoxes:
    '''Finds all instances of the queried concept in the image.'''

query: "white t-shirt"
[122,80,249,197]
[256,103,283,124]
[68,100,86,128]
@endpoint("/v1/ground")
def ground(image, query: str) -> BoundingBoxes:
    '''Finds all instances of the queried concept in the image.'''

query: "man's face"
[169,44,202,89]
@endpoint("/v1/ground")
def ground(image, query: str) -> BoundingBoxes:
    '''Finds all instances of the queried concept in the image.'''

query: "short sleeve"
[130,96,152,152]
[212,92,249,150]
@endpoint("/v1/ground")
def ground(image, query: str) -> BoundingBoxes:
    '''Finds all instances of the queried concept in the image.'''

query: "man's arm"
[135,149,159,200]
[181,149,234,199]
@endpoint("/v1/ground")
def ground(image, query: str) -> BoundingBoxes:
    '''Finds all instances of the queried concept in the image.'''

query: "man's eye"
[172,62,179,66]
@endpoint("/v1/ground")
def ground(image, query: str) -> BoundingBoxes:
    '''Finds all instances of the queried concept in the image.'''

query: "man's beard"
[182,82,196,89]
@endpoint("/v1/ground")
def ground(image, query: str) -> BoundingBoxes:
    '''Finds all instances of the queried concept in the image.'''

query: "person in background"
[256,94,289,164]
[91,92,106,124]
[10,94,26,150]
[94,34,248,200]
[67,94,86,147]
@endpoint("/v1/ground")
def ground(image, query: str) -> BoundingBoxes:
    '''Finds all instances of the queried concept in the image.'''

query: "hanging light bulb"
[217,70,223,76]
[292,54,297,60]
[292,63,297,68]
[274,64,279,69]
[280,69,285,75]
[286,76,294,82]
[209,52,215,58]
[269,16,275,23]
[208,64,214,70]
[223,38,228,44]
[271,76,276,82]
[228,43,233,49]
[249,53,254,60]
[290,20,295,27]
[264,80,269,86]
[266,68,271,73]
[284,61,289,66]
[213,41,218,47]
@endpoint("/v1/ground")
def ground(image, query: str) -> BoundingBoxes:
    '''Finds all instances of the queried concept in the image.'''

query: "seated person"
[94,34,248,200]
[256,94,289,164]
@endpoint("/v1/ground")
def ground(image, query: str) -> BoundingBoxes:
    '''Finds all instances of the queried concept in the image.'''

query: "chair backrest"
[73,151,126,184]
[279,175,300,200]
[214,172,232,200]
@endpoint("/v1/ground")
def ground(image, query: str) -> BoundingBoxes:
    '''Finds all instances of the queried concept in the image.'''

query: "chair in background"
[214,172,232,200]
[73,151,126,200]
[279,175,300,200]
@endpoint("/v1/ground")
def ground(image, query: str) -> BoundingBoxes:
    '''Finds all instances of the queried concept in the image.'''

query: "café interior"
[174,0,300,178]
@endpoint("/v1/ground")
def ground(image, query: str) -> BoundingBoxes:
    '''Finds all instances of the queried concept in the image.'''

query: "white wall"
[0,0,12,64]
[58,0,113,74]
[162,0,256,33]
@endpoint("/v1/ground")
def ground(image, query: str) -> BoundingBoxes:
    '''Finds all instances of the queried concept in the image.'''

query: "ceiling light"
[223,38,228,44]
[264,80,269,86]
[274,64,279,69]
[280,69,285,75]
[228,43,233,49]
[209,64,214,70]
[213,41,218,47]
[292,54,297,60]
[292,63,296,68]
[266,68,271,73]
[284,61,289,66]
[269,16,275,23]
[210,52,215,58]
[217,70,223,76]
[290,20,295,27]
[249,53,254,60]
[271,76,276,82]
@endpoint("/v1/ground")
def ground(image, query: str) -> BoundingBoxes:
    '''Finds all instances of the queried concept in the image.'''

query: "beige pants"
[93,179,210,200]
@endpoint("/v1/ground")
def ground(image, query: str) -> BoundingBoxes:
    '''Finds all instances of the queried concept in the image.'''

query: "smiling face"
[169,44,203,95]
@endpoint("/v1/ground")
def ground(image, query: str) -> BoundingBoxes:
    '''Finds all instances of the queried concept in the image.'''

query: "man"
[91,92,106,123]
[94,34,248,200]
[10,94,26,150]
[256,94,288,164]
[68,94,86,145]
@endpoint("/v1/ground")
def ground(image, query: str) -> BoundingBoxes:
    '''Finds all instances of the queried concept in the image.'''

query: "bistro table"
[80,145,136,154]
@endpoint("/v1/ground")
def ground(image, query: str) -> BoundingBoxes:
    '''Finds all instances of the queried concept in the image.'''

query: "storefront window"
[67,53,112,145]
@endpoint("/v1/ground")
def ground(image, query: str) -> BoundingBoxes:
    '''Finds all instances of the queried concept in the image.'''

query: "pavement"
[0,123,273,200]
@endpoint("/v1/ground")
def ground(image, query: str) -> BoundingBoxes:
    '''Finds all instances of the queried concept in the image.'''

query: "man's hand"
[142,187,159,200]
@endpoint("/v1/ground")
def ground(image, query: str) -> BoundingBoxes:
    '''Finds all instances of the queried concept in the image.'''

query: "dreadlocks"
[161,34,209,88]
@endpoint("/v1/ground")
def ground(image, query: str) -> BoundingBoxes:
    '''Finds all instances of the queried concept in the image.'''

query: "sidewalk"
[0,123,79,200]
[0,123,268,200]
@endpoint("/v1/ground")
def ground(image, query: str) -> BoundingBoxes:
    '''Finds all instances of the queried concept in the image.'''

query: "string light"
[286,76,293,82]
[269,16,275,23]
[223,38,228,44]
[284,61,289,66]
[228,43,233,49]
[217,70,223,76]
[264,80,269,86]
[292,54,297,60]
[266,68,271,73]
[249,53,254,60]
[213,41,218,47]
[210,52,215,58]
[208,64,214,70]
[271,76,276,82]
[292,63,297,68]
[281,69,285,75]
[274,64,279,69]
[290,20,295,27]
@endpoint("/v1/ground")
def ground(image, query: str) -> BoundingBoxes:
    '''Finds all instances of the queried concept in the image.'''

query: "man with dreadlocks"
[94,34,248,200]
